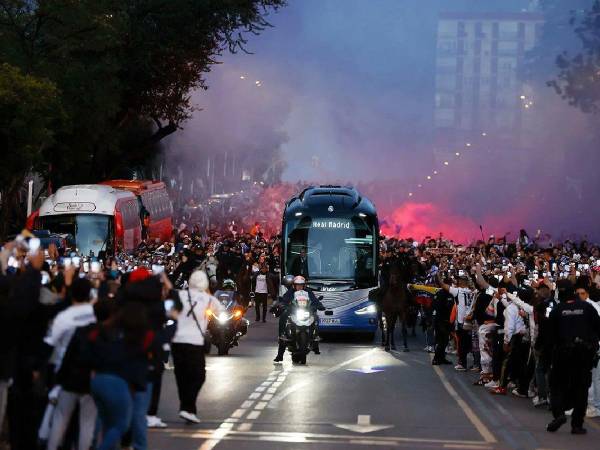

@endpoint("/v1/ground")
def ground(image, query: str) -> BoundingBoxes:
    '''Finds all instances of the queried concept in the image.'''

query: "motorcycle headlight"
[217,312,231,323]
[296,310,310,321]
[355,303,377,315]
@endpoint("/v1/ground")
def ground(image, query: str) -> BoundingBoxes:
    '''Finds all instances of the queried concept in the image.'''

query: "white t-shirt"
[255,274,268,294]
[449,286,474,325]
[173,289,223,346]
[45,303,96,372]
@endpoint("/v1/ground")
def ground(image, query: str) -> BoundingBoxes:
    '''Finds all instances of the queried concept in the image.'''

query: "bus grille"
[320,289,370,309]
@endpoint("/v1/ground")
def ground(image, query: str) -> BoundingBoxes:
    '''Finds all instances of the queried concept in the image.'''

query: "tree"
[0,63,64,237]
[548,1,600,114]
[0,0,286,188]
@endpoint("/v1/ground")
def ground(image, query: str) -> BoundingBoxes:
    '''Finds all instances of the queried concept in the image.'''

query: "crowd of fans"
[1,222,599,449]
[379,229,600,430]
[0,223,281,450]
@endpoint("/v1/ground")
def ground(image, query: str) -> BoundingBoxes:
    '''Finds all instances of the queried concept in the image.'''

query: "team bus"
[99,180,173,242]
[26,184,143,255]
[281,186,379,336]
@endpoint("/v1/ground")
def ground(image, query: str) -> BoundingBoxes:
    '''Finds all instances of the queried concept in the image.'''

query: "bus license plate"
[321,318,340,324]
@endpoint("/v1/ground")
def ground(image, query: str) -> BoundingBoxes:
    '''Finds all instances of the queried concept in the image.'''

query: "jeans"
[131,383,151,450]
[478,323,497,375]
[91,374,133,450]
[47,390,97,450]
[255,293,268,321]
[456,324,472,367]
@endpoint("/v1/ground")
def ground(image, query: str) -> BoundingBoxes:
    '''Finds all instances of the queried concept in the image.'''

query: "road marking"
[230,409,247,419]
[254,401,268,410]
[254,386,266,392]
[333,414,394,433]
[248,392,260,400]
[159,428,491,448]
[240,400,254,409]
[266,387,277,394]
[237,422,253,431]
[261,393,273,401]
[246,410,261,419]
[431,364,497,444]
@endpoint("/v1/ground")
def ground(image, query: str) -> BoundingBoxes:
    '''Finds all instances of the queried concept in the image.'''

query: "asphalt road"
[149,317,600,450]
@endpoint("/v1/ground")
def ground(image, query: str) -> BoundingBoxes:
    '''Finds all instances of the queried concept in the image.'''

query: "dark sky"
[166,0,599,240]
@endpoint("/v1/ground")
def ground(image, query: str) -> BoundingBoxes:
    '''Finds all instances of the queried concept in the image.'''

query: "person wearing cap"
[272,275,325,363]
[545,279,600,434]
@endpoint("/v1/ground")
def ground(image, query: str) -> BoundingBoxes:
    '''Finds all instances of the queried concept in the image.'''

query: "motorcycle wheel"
[218,342,229,356]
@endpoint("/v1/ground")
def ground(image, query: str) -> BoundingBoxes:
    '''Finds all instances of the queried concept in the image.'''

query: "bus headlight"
[355,304,377,315]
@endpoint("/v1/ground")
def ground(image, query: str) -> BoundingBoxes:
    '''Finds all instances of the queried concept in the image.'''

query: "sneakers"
[454,364,467,372]
[565,408,573,416]
[179,411,200,424]
[147,415,167,428]
[490,386,507,395]
[273,355,283,363]
[511,388,528,398]
[469,366,482,373]
[424,345,434,353]
[532,396,549,408]
[484,380,499,389]
[546,415,567,432]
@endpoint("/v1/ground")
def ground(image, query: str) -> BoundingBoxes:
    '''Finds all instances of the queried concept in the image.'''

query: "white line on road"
[237,422,253,432]
[248,393,260,400]
[254,401,268,410]
[246,410,261,420]
[240,400,254,409]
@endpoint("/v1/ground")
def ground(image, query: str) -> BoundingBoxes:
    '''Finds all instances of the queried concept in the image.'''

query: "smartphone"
[91,261,101,273]
[8,256,19,268]
[576,271,581,277]
[41,271,50,285]
[458,269,465,276]
[152,264,165,275]
[552,263,557,272]
[72,256,81,268]
[164,299,175,312]
[83,261,90,273]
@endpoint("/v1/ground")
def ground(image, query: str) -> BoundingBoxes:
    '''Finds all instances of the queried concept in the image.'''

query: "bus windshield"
[285,215,377,287]
[38,214,112,256]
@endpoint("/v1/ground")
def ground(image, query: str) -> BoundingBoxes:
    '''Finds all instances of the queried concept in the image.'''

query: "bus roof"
[283,185,377,220]
[39,184,136,216]
[99,179,166,195]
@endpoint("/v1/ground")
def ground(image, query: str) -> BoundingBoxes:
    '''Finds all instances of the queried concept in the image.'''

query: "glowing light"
[240,76,245,79]
[255,80,261,85]
[520,95,526,100]
[466,142,471,147]
[524,104,530,108]
[444,161,449,166]
[408,192,413,197]
[455,152,460,156]
[481,132,487,136]
[433,170,438,175]
[417,184,422,188]
[426,176,432,180]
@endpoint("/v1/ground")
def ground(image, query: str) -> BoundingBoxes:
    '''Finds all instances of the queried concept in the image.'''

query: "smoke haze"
[166,0,600,241]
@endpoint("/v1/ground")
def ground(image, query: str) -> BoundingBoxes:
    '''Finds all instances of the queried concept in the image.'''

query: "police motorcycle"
[207,279,249,355]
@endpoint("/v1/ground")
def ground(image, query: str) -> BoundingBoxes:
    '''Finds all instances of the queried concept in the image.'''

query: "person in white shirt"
[492,291,528,396]
[171,270,223,424]
[438,273,474,371]
[576,285,600,418]
[45,278,97,450]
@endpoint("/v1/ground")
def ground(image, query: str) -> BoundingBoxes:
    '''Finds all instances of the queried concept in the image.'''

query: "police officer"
[545,279,600,434]
[272,276,324,362]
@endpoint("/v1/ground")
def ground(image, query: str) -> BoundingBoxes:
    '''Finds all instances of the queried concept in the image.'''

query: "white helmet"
[293,275,306,285]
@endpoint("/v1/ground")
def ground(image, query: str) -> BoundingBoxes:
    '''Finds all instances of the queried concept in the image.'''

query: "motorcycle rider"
[212,279,247,346]
[272,275,325,362]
